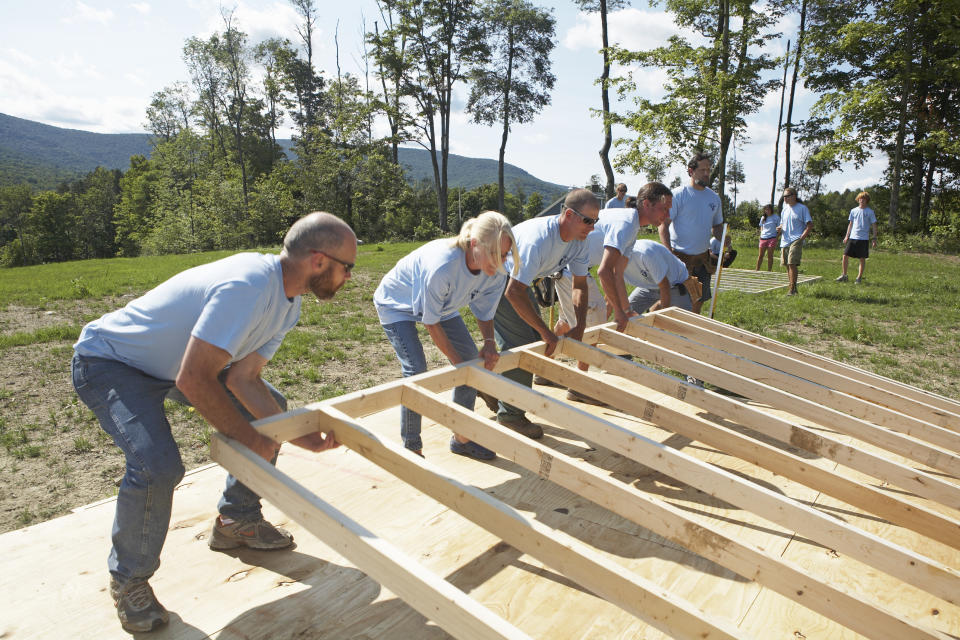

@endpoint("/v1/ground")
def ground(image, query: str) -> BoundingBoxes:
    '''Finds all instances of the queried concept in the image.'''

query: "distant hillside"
[0,112,152,188]
[396,147,568,200]
[0,112,568,199]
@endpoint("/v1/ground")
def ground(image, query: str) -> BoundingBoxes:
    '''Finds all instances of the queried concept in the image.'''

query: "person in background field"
[659,152,723,314]
[606,183,628,208]
[778,187,813,296]
[71,212,354,633]
[374,211,519,461]
[492,188,595,438]
[756,204,780,271]
[836,191,878,284]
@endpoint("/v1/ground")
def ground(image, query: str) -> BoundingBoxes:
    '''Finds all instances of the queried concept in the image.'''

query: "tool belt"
[531,271,562,308]
[675,250,716,275]
[681,276,702,302]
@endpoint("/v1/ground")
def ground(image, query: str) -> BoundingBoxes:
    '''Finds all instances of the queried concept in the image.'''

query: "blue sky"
[0,0,885,205]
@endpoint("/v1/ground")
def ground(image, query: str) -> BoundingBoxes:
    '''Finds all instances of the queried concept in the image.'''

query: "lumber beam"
[651,313,960,434]
[661,307,960,417]
[466,364,960,606]
[404,382,950,640]
[316,404,743,640]
[624,322,960,479]
[209,433,530,640]
[558,338,960,550]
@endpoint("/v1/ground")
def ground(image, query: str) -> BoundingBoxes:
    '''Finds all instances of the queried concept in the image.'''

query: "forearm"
[658,279,672,308]
[179,372,273,453]
[569,277,589,341]
[506,281,552,339]
[658,222,672,250]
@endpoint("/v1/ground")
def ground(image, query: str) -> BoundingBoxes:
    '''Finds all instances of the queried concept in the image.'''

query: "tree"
[370,0,413,164]
[145,82,192,143]
[467,0,556,215]
[0,184,34,266]
[609,0,779,204]
[390,0,488,232]
[573,0,629,200]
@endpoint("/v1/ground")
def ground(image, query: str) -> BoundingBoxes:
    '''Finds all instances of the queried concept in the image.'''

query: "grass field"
[0,231,957,533]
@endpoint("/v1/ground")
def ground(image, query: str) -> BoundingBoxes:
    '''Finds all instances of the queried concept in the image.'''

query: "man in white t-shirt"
[836,191,878,284]
[659,152,723,313]
[493,188,595,436]
[72,212,355,633]
[625,240,697,314]
[778,187,813,295]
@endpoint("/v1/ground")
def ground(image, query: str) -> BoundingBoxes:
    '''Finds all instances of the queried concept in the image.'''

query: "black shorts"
[844,239,870,259]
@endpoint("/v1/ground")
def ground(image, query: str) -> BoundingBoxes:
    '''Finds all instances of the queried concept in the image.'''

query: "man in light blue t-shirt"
[837,191,879,284]
[625,240,696,314]
[778,187,813,295]
[659,152,723,314]
[71,212,356,634]
[606,182,628,208]
[493,188,595,437]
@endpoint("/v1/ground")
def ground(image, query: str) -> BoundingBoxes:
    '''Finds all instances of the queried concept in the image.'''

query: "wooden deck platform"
[1,308,958,639]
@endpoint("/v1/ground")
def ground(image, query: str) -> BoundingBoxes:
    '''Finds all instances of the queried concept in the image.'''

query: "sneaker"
[497,414,544,439]
[449,436,495,460]
[477,390,500,413]
[533,375,563,388]
[565,388,607,406]
[787,288,797,296]
[835,274,848,282]
[685,375,704,388]
[854,277,862,284]
[208,515,294,550]
[110,576,169,633]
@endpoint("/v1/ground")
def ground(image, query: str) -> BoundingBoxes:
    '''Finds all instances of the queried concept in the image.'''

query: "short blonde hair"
[856,191,870,202]
[450,211,519,276]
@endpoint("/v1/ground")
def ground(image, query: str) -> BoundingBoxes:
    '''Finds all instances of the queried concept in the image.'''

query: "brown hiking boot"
[497,414,544,439]
[208,515,294,550]
[477,390,500,413]
[110,576,169,633]
[565,388,607,407]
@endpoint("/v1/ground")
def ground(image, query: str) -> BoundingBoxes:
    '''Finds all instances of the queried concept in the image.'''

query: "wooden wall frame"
[211,308,960,640]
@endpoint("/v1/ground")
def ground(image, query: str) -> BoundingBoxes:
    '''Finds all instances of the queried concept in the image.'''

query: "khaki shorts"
[781,238,804,266]
[555,273,607,330]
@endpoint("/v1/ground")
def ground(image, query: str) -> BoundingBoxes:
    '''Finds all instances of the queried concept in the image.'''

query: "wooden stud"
[661,307,960,416]
[466,364,960,606]
[314,404,745,640]
[209,433,531,640]
[403,381,951,640]
[625,322,960,478]
[558,338,960,550]
[651,314,960,434]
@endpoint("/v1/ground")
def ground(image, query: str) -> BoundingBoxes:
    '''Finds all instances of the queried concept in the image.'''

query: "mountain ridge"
[0,112,569,199]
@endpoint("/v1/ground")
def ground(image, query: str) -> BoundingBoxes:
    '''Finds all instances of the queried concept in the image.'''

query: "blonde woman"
[374,212,519,460]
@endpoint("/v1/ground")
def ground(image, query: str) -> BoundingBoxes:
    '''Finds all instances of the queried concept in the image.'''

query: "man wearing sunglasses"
[71,212,355,633]
[491,188,596,438]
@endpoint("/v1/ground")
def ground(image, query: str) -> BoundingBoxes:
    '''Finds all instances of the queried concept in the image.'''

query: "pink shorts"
[759,237,777,249]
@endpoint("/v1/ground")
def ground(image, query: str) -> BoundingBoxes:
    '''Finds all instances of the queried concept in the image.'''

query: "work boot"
[110,576,169,633]
[497,414,544,439]
[208,515,294,550]
[533,375,563,388]
[565,388,607,407]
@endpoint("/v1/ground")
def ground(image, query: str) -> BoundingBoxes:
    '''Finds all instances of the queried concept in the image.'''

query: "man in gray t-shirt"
[658,152,723,314]
[72,212,355,634]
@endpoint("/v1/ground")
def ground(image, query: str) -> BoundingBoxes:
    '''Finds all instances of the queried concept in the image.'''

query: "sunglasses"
[568,206,598,225]
[313,250,354,273]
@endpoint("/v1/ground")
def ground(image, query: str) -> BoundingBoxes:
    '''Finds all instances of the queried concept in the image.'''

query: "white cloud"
[564,8,702,53]
[124,72,145,87]
[65,1,115,25]
[53,52,102,81]
[198,1,300,44]
[130,2,151,14]
[5,48,37,67]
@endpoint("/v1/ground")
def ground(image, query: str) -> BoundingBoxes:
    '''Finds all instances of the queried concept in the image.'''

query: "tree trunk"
[889,25,914,230]
[771,40,790,207]
[598,0,615,199]
[784,0,806,191]
[921,156,935,232]
[498,26,516,216]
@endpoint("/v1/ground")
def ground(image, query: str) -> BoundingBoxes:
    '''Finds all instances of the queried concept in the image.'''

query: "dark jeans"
[71,354,283,583]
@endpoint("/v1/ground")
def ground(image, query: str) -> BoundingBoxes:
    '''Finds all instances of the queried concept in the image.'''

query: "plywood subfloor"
[1,368,958,639]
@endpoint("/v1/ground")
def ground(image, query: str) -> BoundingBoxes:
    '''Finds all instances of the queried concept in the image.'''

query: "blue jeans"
[381,317,478,451]
[628,284,693,315]
[71,354,284,583]
[492,287,540,420]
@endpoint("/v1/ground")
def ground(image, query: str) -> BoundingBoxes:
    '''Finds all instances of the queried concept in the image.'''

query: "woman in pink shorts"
[756,204,780,270]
